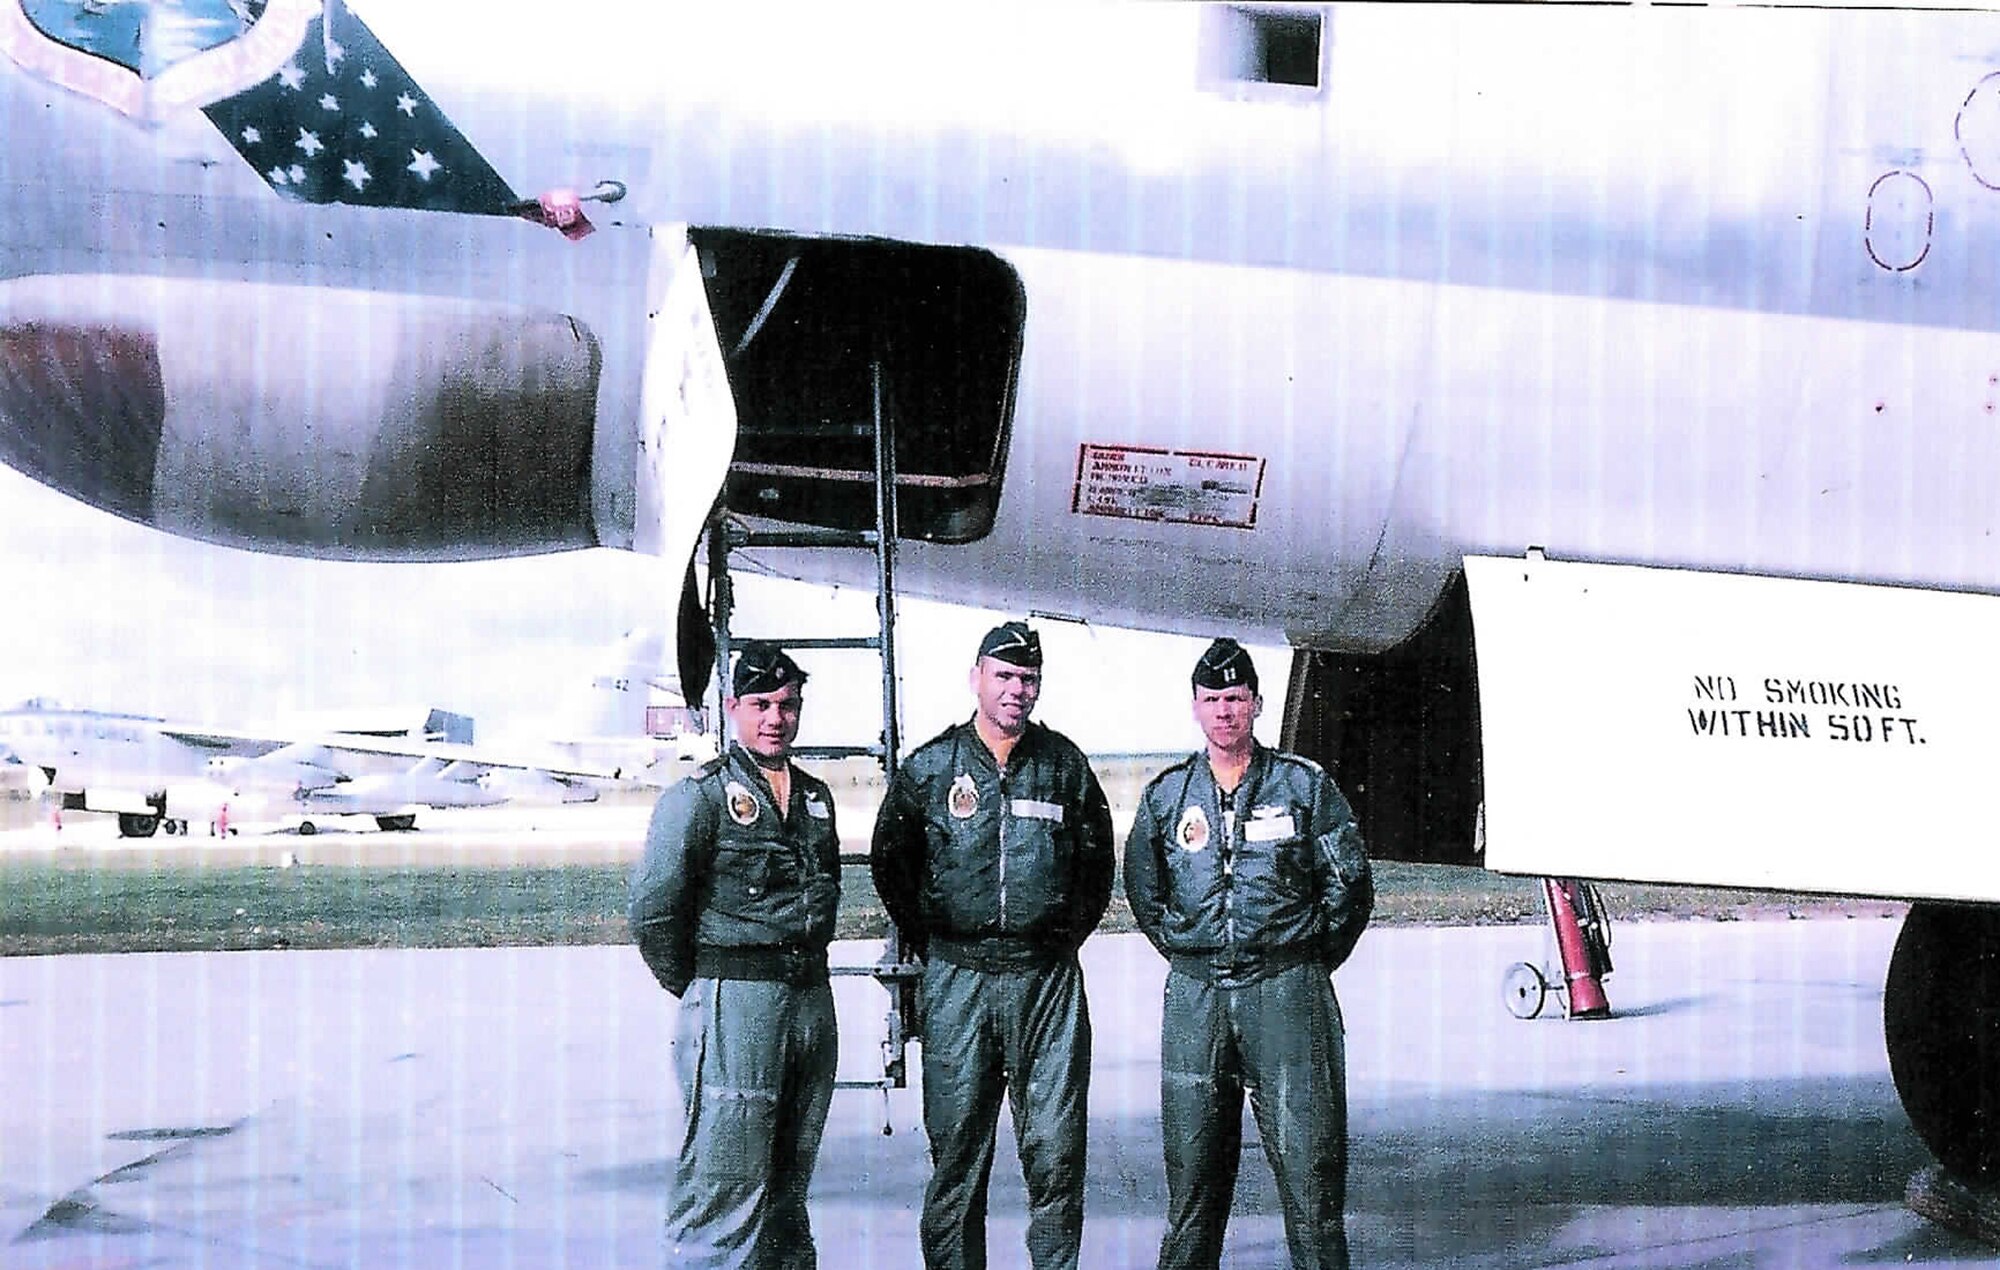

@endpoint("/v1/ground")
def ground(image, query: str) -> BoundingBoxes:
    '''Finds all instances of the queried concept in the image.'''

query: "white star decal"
[276,62,305,90]
[267,166,288,186]
[359,68,378,89]
[342,160,371,192]
[295,128,324,156]
[241,126,260,145]
[359,121,378,140]
[407,150,440,182]
[396,93,418,117]
[287,164,307,184]
[319,93,340,113]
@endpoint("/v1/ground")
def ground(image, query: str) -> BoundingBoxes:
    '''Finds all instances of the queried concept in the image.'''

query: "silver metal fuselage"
[3,4,1998,650]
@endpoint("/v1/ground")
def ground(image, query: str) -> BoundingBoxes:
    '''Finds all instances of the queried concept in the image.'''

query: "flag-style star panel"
[198,1,517,214]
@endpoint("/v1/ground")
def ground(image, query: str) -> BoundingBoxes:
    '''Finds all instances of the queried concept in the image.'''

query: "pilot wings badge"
[724,780,760,827]
[948,773,979,820]
[2,0,318,121]
[1176,804,1210,852]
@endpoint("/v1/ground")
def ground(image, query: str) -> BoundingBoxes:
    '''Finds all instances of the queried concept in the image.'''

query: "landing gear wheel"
[1885,902,2000,1183]
[117,813,160,838]
[375,814,417,833]
[1503,961,1549,1020]
[296,820,318,837]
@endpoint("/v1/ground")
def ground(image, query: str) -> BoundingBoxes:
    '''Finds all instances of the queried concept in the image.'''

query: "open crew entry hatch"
[688,228,1026,543]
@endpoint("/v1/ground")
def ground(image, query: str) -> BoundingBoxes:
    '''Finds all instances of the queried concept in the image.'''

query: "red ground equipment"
[1503,878,1614,1019]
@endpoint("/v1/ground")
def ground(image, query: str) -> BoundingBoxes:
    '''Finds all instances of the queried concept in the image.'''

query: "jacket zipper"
[1221,786,1236,954]
[997,767,1009,930]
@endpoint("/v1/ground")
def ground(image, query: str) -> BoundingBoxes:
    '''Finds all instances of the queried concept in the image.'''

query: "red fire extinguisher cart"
[1503,878,1614,1020]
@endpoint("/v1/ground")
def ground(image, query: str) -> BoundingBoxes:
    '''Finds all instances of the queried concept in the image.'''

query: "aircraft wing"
[157,723,617,802]
[156,725,291,756]
[286,733,617,784]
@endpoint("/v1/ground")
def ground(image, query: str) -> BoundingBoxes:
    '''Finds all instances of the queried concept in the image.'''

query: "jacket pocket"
[710,845,772,917]
[1245,805,1312,894]
[1163,835,1219,914]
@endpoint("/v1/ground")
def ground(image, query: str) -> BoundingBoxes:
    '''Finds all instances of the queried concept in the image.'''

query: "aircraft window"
[1201,5,1326,94]
[691,229,1025,544]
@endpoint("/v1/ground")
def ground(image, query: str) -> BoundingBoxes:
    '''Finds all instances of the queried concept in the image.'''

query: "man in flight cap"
[1124,638,1374,1270]
[630,641,842,1269]
[872,620,1116,1270]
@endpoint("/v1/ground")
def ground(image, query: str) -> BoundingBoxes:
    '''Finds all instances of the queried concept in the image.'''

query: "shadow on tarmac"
[8,928,1998,1268]
[577,1072,1962,1267]
[1588,994,1706,1019]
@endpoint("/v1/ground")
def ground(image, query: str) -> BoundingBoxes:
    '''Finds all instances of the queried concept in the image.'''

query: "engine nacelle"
[0,275,601,560]
[305,772,505,813]
[479,768,599,805]
[208,753,342,794]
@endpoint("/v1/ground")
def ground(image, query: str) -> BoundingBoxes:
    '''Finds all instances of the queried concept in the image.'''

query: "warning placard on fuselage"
[1071,444,1265,529]
[1463,555,2000,902]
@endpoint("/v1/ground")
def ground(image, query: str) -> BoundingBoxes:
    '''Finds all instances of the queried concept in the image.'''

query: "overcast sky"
[0,463,1286,756]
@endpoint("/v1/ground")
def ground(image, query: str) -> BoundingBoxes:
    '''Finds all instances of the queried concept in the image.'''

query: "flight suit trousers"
[919,956,1092,1270]
[1157,960,1350,1270]
[665,976,838,1270]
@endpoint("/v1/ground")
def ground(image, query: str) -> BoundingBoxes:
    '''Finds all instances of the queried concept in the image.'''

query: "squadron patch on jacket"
[1176,804,1211,852]
[948,773,980,819]
[725,780,761,826]
[804,795,831,820]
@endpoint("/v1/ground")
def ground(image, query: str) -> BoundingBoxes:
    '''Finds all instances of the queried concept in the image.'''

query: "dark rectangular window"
[1247,9,1322,87]
[1201,6,1326,94]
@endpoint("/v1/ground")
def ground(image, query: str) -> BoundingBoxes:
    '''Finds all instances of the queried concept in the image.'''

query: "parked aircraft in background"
[11,0,2000,1198]
[0,630,677,836]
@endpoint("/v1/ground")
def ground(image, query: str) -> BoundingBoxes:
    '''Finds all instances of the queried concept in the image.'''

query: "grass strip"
[0,861,1900,958]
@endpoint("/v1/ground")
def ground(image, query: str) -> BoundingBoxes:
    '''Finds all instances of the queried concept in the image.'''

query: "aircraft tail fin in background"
[421,709,474,745]
[546,628,668,745]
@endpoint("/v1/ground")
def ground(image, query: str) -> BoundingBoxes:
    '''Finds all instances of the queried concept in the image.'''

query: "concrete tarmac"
[1,919,1988,1268]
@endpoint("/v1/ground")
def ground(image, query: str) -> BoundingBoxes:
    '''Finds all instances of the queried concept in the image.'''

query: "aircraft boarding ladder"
[702,362,922,1107]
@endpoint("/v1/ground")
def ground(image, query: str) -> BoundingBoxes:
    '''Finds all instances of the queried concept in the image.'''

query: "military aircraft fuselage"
[6,4,2000,651]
